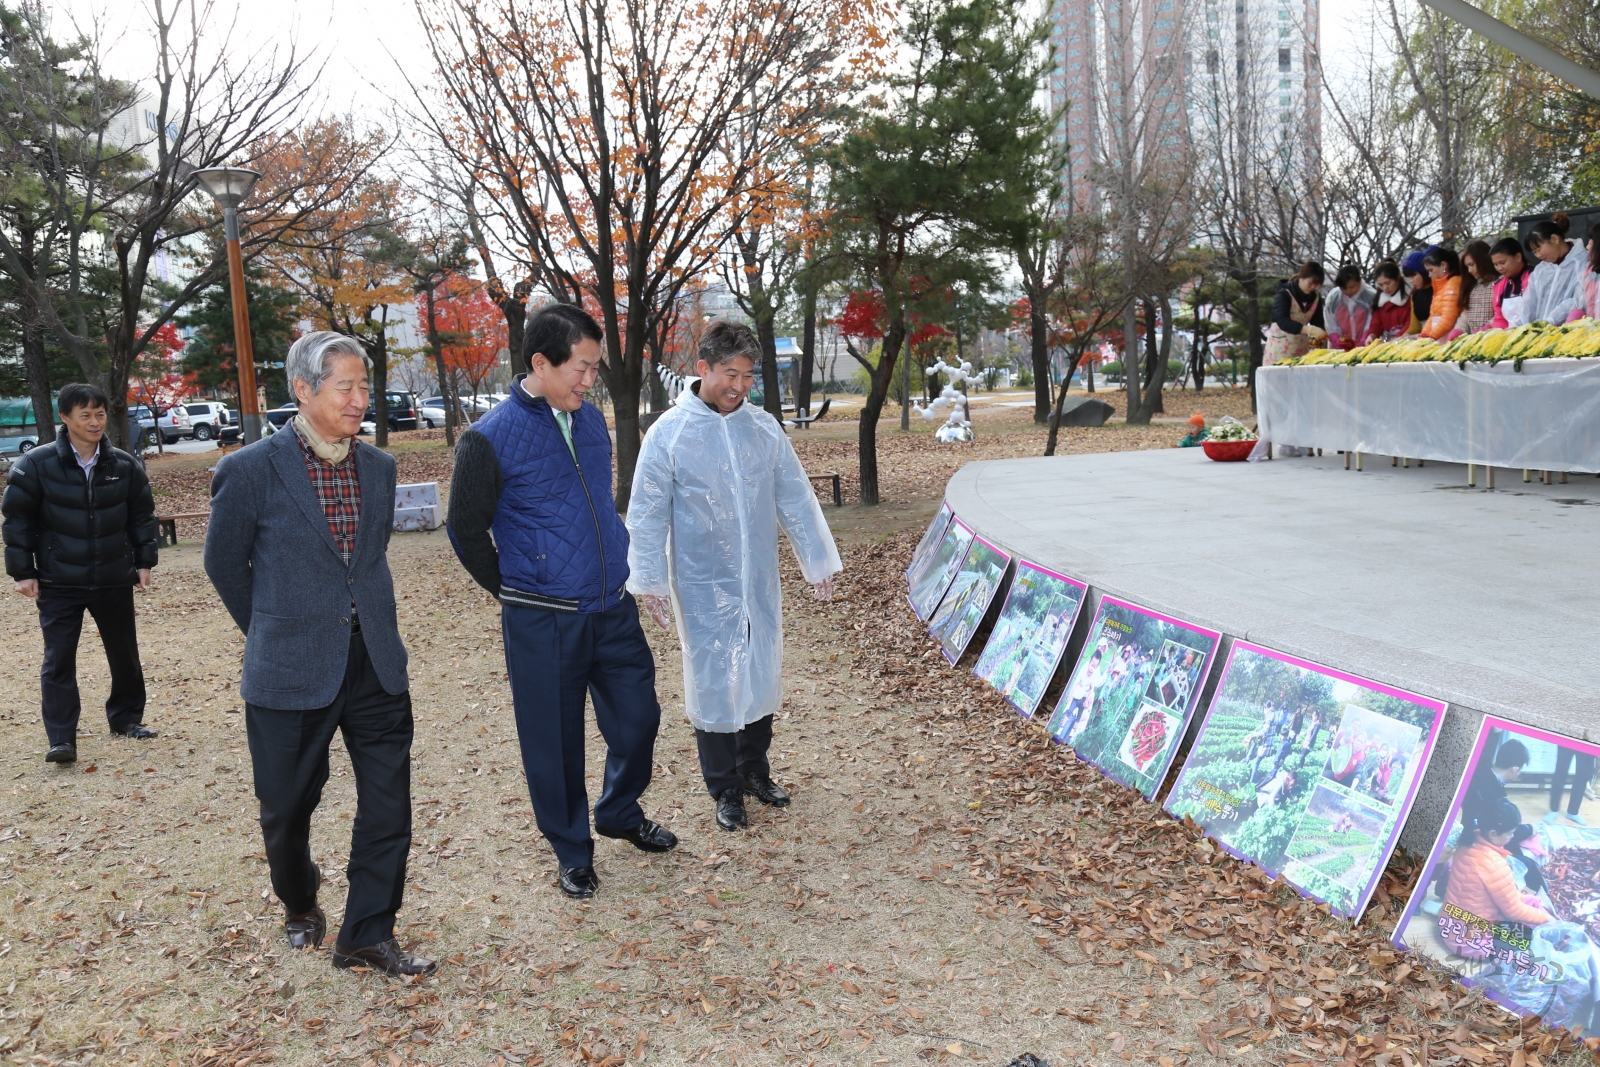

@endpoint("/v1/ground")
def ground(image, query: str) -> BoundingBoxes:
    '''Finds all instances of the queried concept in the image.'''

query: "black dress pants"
[696,715,774,797]
[37,584,146,746]
[245,631,413,950]
[1550,748,1597,817]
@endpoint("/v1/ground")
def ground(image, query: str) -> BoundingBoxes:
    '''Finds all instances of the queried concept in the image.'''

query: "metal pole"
[224,205,263,444]
[1416,0,1600,101]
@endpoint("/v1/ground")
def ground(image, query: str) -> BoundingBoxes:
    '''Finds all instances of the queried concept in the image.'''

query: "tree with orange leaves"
[414,0,891,510]
[256,119,413,446]
[431,276,508,410]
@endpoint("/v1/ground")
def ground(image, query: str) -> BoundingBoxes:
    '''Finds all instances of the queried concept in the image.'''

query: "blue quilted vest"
[472,382,630,613]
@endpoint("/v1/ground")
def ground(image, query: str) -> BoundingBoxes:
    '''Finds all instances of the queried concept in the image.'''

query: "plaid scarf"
[293,423,361,564]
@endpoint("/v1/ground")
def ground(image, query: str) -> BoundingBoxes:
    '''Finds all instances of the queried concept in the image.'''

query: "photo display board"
[1166,641,1446,919]
[908,518,974,621]
[926,536,1012,665]
[1393,718,1600,1031]
[1044,596,1220,799]
[972,562,1089,718]
[907,504,954,585]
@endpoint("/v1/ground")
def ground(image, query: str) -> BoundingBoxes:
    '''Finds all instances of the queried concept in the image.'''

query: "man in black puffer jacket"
[3,382,159,763]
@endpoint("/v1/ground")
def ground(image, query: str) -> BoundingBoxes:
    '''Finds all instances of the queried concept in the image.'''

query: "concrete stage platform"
[944,449,1600,852]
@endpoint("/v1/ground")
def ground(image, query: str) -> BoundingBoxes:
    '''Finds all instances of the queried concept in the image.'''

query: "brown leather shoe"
[285,906,326,950]
[332,938,438,978]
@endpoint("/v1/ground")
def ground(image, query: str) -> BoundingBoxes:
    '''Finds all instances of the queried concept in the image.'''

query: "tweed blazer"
[204,429,408,709]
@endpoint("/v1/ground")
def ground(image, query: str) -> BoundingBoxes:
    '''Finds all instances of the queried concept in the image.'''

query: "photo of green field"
[1283,784,1387,913]
[972,562,1086,717]
[908,519,974,619]
[927,537,1010,663]
[1165,641,1445,918]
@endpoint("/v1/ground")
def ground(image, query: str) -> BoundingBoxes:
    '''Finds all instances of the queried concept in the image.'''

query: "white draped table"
[1254,358,1600,473]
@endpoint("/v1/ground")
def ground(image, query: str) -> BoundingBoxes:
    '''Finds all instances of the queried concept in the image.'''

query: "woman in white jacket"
[1324,265,1376,350]
[626,321,842,832]
[1521,213,1589,324]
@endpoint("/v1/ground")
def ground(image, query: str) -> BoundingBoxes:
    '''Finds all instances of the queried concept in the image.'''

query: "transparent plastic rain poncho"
[626,388,842,733]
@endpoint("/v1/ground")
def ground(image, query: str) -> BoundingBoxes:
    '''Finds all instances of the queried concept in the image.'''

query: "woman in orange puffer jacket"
[1440,798,1550,958]
[1421,247,1469,340]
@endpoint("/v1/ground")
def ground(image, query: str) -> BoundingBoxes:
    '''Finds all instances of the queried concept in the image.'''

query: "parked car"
[131,404,191,446]
[183,400,237,441]
[366,391,419,431]
[0,396,52,455]
[420,395,496,427]
[264,404,298,429]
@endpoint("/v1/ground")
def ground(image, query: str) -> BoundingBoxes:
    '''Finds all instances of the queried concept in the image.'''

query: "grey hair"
[697,319,761,368]
[286,331,371,394]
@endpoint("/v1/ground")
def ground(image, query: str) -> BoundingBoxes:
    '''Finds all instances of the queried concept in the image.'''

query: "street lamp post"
[193,167,265,443]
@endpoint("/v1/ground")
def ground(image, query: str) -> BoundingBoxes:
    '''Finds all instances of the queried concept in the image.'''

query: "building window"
[1207,48,1219,71]
[1279,27,1290,36]
[1279,48,1291,70]
[1279,95,1290,105]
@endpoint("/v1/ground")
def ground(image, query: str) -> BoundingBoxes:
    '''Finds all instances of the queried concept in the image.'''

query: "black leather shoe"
[743,773,791,807]
[332,938,437,977]
[110,723,157,740]
[285,906,326,950]
[45,743,77,764]
[558,865,599,899]
[595,818,678,853]
[715,788,748,831]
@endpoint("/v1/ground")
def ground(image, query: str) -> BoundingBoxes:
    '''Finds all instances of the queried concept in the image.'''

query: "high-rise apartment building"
[1048,0,1322,244]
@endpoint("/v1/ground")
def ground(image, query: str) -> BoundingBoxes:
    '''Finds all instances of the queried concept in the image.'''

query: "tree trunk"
[1131,294,1174,424]
[899,326,911,432]
[857,321,906,506]
[496,280,529,377]
[798,282,817,419]
[372,331,390,449]
[1044,347,1088,456]
[610,298,649,514]
[425,287,457,447]
[1142,299,1164,416]
[19,307,53,444]
[755,309,781,420]
[1030,302,1051,423]
[1122,305,1140,418]
[1242,271,1263,411]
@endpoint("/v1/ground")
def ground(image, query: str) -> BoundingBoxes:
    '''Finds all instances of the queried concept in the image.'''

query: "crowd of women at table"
[1267,212,1600,360]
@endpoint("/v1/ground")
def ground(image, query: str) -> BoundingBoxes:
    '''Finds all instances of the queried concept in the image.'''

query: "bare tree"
[0,0,367,446]
[413,0,876,510]
[1076,0,1195,424]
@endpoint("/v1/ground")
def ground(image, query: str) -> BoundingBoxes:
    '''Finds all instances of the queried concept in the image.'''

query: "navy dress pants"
[245,632,414,950]
[503,594,661,868]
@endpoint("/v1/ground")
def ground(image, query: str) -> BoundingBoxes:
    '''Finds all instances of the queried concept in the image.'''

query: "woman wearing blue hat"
[1401,248,1436,335]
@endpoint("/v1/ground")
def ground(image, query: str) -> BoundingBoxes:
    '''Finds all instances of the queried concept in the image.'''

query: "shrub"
[1016,365,1033,388]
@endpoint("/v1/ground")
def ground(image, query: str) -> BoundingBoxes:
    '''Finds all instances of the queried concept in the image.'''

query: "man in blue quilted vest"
[447,304,677,899]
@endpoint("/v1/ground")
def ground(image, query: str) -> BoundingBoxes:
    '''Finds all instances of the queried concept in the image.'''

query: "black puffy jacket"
[2,428,158,587]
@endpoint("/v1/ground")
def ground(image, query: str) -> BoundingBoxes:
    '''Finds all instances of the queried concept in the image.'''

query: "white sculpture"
[914,359,979,442]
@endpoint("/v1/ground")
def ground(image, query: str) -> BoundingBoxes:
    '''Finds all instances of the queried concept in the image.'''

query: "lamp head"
[193,166,263,210]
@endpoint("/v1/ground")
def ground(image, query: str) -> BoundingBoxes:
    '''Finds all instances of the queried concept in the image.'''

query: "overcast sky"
[61,0,1374,130]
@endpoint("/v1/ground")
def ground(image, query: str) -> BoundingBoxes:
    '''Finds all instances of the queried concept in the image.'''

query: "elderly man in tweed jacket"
[205,332,436,978]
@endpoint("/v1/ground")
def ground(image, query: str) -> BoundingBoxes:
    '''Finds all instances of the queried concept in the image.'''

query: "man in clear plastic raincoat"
[626,321,842,832]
